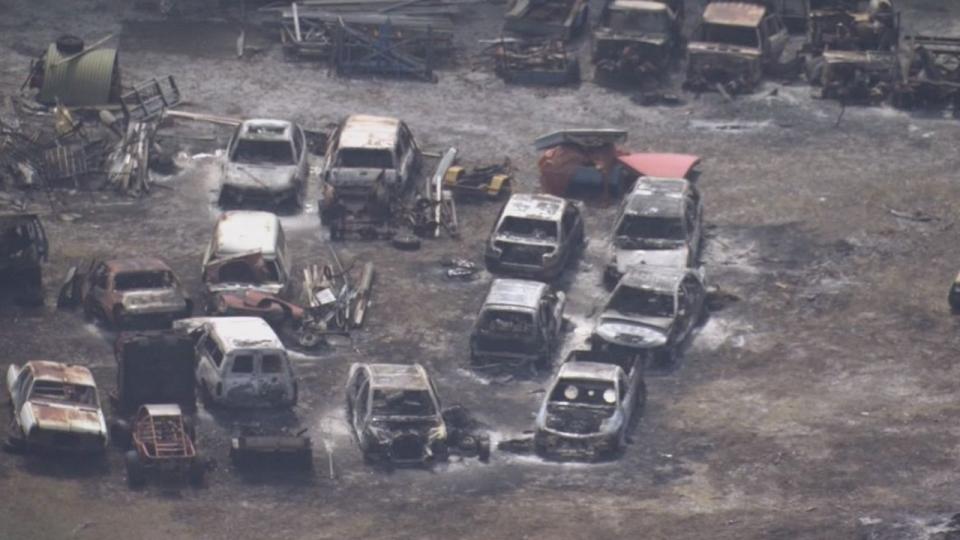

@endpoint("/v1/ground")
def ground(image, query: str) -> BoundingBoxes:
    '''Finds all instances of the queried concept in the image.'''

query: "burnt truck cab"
[345,363,449,465]
[605,176,703,286]
[201,211,292,309]
[82,258,192,329]
[592,267,705,363]
[219,119,310,209]
[470,278,566,368]
[592,0,684,82]
[5,360,108,453]
[177,317,298,408]
[686,1,789,93]
[0,212,47,305]
[484,193,585,281]
[319,115,420,229]
[534,352,645,460]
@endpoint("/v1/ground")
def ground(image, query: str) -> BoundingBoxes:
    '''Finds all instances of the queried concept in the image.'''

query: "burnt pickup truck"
[592,0,684,84]
[685,1,789,93]
[534,350,645,460]
[503,0,590,41]
[470,278,566,369]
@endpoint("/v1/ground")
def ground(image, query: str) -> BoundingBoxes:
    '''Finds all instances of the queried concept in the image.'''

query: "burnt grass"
[3,0,960,539]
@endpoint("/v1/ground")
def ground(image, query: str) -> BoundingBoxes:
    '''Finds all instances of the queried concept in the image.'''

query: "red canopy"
[617,153,701,180]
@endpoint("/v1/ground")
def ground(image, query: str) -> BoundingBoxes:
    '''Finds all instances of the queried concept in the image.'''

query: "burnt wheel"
[125,450,146,488]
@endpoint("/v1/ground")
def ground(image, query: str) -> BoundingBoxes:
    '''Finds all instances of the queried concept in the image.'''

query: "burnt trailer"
[112,331,197,415]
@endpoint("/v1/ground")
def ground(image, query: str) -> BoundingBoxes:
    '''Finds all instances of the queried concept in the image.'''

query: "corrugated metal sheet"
[38,44,119,107]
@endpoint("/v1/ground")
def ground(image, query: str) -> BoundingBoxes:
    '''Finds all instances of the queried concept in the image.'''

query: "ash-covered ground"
[3,0,960,538]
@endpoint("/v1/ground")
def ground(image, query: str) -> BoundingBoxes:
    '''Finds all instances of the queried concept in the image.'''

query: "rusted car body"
[219,119,310,209]
[534,351,645,460]
[806,0,897,53]
[0,213,47,305]
[604,172,703,286]
[82,258,192,329]
[178,317,298,408]
[810,49,899,102]
[592,0,684,83]
[892,35,960,113]
[592,267,706,363]
[124,404,205,487]
[686,2,789,93]
[319,115,420,235]
[201,211,292,307]
[484,193,585,281]
[345,363,449,465]
[503,0,590,41]
[469,279,566,368]
[5,360,108,453]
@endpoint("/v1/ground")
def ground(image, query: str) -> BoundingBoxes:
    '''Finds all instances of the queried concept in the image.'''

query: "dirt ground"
[3,0,960,538]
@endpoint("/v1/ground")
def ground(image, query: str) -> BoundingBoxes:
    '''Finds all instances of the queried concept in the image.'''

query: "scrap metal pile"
[488,37,580,85]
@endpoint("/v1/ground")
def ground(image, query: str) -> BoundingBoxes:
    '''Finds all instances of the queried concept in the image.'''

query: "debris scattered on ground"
[442,257,479,280]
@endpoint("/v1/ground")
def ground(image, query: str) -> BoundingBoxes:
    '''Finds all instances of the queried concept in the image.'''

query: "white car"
[5,360,108,452]
[177,317,298,408]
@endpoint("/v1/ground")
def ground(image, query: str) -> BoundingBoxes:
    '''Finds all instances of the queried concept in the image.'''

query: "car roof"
[103,257,172,274]
[502,193,566,221]
[206,317,284,351]
[702,2,767,27]
[339,114,402,150]
[624,177,688,217]
[142,403,182,417]
[213,211,280,257]
[610,0,669,12]
[557,361,622,381]
[364,363,431,390]
[26,360,96,386]
[484,278,548,310]
[237,119,294,141]
[619,267,688,293]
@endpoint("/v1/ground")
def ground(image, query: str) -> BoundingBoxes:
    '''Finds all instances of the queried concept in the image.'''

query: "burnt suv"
[81,258,192,329]
[685,1,789,93]
[470,278,566,369]
[484,193,584,281]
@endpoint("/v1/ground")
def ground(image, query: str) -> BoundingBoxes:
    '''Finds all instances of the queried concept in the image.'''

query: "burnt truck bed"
[503,0,589,40]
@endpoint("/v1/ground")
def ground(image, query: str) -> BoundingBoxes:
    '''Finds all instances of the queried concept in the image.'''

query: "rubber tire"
[392,235,421,251]
[56,35,84,55]
[125,450,146,488]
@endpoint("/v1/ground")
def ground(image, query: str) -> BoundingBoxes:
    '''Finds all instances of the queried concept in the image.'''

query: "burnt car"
[123,404,206,488]
[319,115,421,234]
[5,360,108,453]
[484,193,585,281]
[503,0,590,41]
[806,0,897,53]
[592,0,684,84]
[592,267,706,363]
[81,258,192,329]
[470,278,566,369]
[534,350,645,460]
[685,1,789,93]
[808,49,899,103]
[0,212,47,305]
[219,119,310,209]
[604,174,703,286]
[346,363,489,465]
[177,317,298,409]
[201,211,292,308]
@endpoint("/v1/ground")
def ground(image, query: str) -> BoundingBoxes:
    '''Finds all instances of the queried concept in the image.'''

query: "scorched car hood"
[594,313,672,348]
[121,288,187,312]
[614,246,688,274]
[25,401,106,435]
[224,162,298,191]
[688,41,762,60]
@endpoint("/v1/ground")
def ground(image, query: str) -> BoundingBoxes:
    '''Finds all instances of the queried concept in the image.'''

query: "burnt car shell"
[5,360,108,453]
[686,2,774,91]
[592,0,682,79]
[484,193,583,280]
[346,363,448,465]
[220,119,308,208]
[470,278,565,367]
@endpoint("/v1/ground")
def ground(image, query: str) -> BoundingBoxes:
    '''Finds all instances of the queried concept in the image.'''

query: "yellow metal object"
[487,174,511,198]
[444,166,465,187]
